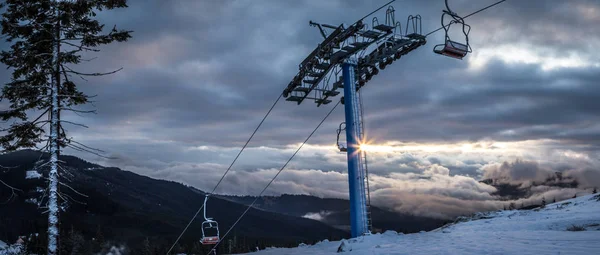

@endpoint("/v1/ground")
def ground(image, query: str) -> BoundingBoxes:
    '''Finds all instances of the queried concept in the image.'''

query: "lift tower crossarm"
[309,20,339,39]
[283,21,365,105]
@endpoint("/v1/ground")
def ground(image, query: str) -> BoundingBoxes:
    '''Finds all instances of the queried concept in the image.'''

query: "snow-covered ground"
[249,194,600,255]
[0,241,22,255]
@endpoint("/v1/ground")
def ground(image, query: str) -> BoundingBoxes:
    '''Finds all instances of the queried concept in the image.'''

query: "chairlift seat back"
[201,236,219,245]
[433,0,473,60]
[446,40,468,52]
[434,40,469,59]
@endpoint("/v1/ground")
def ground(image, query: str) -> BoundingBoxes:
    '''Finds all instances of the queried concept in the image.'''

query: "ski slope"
[249,194,600,255]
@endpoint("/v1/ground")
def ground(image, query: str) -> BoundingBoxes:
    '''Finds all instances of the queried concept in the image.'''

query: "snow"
[25,170,42,179]
[0,241,22,255]
[25,197,38,205]
[84,167,104,171]
[246,194,600,255]
[103,246,126,255]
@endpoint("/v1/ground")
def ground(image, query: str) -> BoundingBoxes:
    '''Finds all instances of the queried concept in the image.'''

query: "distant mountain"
[0,150,348,254]
[218,194,449,234]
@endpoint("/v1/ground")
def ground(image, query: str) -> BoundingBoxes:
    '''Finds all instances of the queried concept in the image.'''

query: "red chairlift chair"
[199,195,220,245]
[433,0,472,60]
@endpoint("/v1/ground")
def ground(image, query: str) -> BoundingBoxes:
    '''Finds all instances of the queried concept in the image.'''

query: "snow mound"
[25,170,42,179]
[85,167,105,171]
[0,241,22,255]
[245,194,600,255]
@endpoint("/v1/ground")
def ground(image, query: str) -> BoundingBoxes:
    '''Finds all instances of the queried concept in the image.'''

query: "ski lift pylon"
[200,195,220,245]
[433,0,472,59]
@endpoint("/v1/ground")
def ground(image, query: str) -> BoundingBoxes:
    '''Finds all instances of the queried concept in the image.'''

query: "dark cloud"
[1,0,600,219]
[482,159,555,184]
[42,0,600,149]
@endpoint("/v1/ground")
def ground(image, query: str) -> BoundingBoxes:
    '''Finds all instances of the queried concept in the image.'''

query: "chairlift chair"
[200,220,220,245]
[433,0,472,59]
[199,195,220,245]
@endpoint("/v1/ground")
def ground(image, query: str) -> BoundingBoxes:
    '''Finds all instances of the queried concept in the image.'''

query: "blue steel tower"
[341,58,367,236]
[282,6,426,237]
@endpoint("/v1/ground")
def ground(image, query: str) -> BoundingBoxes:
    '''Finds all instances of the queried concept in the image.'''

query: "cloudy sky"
[3,0,600,219]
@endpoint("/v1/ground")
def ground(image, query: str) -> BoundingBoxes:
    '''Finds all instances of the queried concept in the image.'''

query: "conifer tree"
[0,1,131,254]
[541,196,546,208]
[141,237,152,255]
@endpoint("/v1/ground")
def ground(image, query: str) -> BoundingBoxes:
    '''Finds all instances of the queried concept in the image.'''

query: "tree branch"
[66,143,114,159]
[60,120,88,128]
[0,178,21,204]
[61,40,100,52]
[59,107,97,114]
[60,191,86,205]
[0,164,20,174]
[69,139,105,153]
[58,181,88,198]
[63,65,123,77]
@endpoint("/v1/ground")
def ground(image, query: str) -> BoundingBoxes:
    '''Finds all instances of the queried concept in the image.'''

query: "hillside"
[245,193,600,254]
[220,194,449,233]
[0,150,348,254]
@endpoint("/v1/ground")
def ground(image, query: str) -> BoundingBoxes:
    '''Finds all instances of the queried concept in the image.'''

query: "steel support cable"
[169,1,506,253]
[424,0,507,37]
[166,93,283,255]
[208,100,341,255]
[168,3,392,252]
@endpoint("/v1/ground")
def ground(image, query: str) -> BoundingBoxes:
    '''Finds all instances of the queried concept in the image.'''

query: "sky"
[2,0,600,219]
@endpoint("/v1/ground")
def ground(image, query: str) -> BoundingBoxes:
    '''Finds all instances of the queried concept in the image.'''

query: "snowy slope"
[248,194,600,255]
[0,242,22,255]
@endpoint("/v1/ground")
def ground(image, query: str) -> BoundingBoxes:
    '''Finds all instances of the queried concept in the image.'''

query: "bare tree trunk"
[47,61,59,255]
[47,2,61,254]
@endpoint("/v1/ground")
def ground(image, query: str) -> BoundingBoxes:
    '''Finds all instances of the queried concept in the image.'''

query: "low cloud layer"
[84,141,599,220]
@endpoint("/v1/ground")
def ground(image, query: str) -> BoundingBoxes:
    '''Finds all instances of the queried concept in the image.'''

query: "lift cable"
[208,100,341,255]
[169,1,507,253]
[424,0,507,37]
[166,93,283,255]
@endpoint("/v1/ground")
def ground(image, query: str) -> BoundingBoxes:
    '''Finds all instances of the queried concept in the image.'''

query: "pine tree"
[94,225,104,252]
[0,1,131,254]
[541,196,546,208]
[593,187,597,194]
[141,237,152,255]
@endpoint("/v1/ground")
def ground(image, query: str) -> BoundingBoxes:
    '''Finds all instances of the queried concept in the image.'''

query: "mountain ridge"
[0,150,348,254]
[218,194,449,234]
